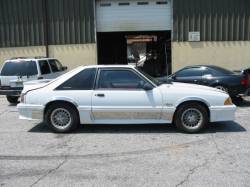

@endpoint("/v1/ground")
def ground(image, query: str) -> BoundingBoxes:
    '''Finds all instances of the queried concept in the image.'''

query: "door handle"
[95,93,105,97]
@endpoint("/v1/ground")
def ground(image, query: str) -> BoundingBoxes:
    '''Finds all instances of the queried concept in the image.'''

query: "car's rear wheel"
[6,96,19,104]
[45,103,79,133]
[174,103,208,133]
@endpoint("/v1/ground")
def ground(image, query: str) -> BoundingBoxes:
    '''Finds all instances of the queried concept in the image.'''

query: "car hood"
[170,82,226,93]
[158,82,229,106]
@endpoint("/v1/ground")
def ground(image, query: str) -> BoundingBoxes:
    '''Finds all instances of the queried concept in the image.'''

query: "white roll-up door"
[96,0,172,32]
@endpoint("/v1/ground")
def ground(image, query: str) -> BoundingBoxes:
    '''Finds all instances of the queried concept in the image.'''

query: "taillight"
[241,77,249,88]
[224,97,233,105]
[20,93,26,103]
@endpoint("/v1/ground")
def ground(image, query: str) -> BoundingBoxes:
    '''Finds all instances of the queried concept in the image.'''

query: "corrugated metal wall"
[173,0,250,41]
[2,0,250,46]
[0,0,95,48]
[47,0,95,45]
[0,0,45,47]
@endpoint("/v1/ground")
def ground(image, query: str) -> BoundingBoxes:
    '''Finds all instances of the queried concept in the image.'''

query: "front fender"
[175,96,211,108]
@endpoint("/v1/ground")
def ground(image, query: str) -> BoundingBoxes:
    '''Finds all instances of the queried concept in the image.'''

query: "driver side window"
[97,69,146,89]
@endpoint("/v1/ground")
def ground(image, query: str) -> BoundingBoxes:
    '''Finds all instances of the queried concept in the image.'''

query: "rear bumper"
[209,105,237,122]
[0,87,22,96]
[17,103,44,121]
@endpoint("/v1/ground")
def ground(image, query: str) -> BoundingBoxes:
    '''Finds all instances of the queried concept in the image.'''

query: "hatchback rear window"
[1,61,38,76]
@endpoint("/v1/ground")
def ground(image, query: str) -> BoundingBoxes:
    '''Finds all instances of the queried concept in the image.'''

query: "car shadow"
[8,103,18,107]
[28,121,246,134]
[235,98,250,107]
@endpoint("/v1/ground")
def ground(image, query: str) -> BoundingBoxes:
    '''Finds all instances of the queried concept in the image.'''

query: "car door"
[174,67,203,84]
[201,68,215,86]
[91,68,163,124]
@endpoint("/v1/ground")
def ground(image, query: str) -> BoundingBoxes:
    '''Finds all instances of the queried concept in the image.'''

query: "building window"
[137,2,149,5]
[156,1,168,5]
[118,2,130,6]
[100,3,111,7]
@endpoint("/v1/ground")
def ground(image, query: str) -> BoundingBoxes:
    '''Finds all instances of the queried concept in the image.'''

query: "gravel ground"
[0,96,250,187]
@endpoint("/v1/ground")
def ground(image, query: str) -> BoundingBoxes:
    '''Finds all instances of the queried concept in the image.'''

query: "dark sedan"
[158,65,249,98]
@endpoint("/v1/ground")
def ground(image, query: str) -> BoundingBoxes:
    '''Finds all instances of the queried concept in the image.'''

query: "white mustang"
[17,65,236,133]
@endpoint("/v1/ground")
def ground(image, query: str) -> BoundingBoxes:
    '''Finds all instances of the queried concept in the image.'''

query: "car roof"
[80,64,136,69]
[184,65,224,69]
[6,57,56,62]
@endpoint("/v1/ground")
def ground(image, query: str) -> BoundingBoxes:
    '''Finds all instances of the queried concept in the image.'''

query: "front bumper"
[17,103,44,121]
[209,105,237,122]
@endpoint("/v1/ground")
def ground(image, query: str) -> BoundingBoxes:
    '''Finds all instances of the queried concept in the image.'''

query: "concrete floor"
[0,96,250,187]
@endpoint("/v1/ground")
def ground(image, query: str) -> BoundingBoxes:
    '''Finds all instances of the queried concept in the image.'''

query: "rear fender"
[48,96,78,107]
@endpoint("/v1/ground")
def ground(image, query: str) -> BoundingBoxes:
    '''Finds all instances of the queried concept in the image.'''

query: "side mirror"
[143,82,154,91]
[62,66,68,71]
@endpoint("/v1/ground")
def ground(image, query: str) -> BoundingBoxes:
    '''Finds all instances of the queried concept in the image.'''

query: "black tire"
[6,96,19,104]
[214,85,228,93]
[45,103,79,133]
[174,103,208,133]
[232,96,244,106]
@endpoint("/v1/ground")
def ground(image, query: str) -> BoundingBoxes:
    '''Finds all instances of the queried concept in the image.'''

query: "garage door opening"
[96,0,172,76]
[97,31,172,77]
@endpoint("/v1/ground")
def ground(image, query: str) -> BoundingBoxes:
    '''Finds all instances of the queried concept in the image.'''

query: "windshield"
[1,60,38,76]
[136,67,162,86]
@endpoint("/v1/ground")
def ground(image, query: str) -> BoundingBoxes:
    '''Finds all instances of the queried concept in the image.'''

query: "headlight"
[224,97,233,105]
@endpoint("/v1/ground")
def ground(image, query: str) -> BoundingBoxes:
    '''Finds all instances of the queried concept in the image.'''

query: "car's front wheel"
[174,103,208,133]
[6,96,19,104]
[45,103,79,133]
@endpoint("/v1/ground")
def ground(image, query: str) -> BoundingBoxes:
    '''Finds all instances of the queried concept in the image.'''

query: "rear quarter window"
[49,59,63,72]
[56,68,96,90]
[1,61,38,76]
[211,67,234,76]
[203,68,214,76]
[39,60,51,75]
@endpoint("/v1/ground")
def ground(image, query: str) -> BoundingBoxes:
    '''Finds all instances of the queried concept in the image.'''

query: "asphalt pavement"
[0,96,250,187]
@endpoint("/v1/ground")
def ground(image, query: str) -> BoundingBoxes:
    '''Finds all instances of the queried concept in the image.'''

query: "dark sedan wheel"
[174,103,208,133]
[45,103,79,133]
[6,96,19,104]
[215,85,228,93]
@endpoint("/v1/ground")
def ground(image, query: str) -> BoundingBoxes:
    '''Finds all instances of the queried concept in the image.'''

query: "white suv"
[0,57,67,104]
